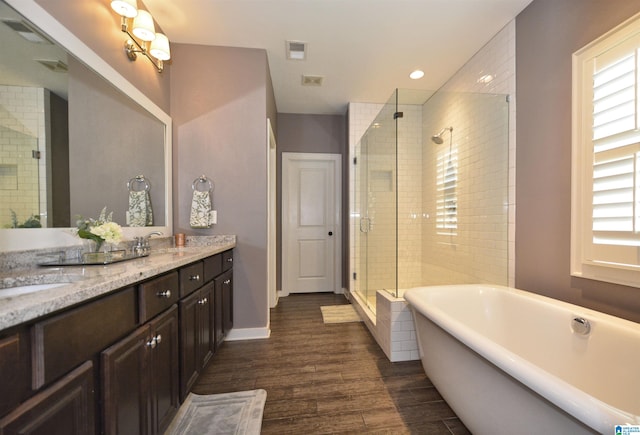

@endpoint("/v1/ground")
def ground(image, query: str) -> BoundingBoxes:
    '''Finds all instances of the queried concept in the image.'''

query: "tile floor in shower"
[193,292,470,434]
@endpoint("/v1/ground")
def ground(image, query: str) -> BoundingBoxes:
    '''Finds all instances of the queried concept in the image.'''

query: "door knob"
[328,231,333,236]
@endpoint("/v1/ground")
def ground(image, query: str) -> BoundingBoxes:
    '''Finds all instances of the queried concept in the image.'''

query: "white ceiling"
[144,0,534,115]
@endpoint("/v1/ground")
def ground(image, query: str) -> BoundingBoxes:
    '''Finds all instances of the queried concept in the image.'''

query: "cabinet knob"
[198,297,208,305]
[224,279,231,285]
[189,274,200,281]
[146,336,157,349]
[156,290,171,298]
[226,257,233,263]
[155,334,162,345]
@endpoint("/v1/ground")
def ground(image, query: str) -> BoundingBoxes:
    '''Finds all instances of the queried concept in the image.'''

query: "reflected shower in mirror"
[0,0,166,230]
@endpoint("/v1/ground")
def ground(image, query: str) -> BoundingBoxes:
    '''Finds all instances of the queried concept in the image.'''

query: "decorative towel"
[190,190,214,228]
[126,190,153,227]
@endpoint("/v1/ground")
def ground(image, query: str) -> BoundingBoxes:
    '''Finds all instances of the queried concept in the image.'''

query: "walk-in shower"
[351,88,510,316]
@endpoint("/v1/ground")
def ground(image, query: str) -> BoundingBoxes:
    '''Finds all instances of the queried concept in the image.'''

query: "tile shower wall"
[439,22,516,287]
[348,21,516,361]
[0,86,46,228]
[421,92,509,285]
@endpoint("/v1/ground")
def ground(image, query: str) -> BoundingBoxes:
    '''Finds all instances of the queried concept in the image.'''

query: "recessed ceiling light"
[477,74,494,84]
[409,70,424,80]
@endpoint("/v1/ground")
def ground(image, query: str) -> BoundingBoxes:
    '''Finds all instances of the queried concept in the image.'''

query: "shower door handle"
[360,217,370,233]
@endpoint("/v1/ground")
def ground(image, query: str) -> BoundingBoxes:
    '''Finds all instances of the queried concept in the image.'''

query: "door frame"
[281,152,342,296]
[267,119,278,309]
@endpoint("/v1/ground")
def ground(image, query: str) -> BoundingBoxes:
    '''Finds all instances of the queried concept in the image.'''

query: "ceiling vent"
[302,75,324,86]
[1,19,52,44]
[286,40,307,60]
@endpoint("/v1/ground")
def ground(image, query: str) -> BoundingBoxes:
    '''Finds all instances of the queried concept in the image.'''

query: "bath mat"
[164,389,266,435]
[320,304,362,324]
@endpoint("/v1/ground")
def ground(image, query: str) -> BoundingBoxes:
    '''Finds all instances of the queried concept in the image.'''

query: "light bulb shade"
[132,10,156,42]
[149,33,171,61]
[111,0,138,18]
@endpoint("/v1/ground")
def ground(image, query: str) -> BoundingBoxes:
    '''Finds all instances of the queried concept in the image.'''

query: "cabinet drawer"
[203,254,222,283]
[179,262,204,297]
[32,287,137,389]
[139,271,179,322]
[222,250,233,272]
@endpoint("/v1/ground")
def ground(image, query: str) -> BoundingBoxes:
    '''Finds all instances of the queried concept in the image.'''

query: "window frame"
[571,11,640,288]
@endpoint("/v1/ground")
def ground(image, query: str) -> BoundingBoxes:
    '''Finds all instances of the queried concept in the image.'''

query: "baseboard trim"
[225,327,271,341]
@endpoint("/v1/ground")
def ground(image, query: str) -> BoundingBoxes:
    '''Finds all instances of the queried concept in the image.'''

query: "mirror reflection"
[0,1,166,229]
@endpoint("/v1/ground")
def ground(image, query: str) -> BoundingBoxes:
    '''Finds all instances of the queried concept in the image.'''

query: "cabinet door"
[149,306,179,435]
[179,284,214,401]
[199,281,215,368]
[0,328,30,418]
[179,290,199,402]
[0,361,95,435]
[221,270,234,336]
[102,325,150,435]
[213,275,224,348]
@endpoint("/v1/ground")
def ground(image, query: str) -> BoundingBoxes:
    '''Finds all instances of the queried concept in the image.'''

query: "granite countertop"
[0,238,235,331]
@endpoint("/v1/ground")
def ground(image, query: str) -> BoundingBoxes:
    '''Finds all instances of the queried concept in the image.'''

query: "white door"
[282,153,341,294]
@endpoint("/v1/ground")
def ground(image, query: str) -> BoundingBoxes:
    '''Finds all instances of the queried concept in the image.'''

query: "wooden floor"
[192,293,471,434]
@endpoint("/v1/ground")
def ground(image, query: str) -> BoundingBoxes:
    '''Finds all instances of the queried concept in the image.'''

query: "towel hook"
[128,174,151,192]
[192,175,214,193]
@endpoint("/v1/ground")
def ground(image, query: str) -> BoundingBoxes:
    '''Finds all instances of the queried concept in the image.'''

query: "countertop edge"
[0,242,235,331]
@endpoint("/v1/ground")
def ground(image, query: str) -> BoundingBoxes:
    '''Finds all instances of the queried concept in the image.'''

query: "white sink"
[0,283,69,298]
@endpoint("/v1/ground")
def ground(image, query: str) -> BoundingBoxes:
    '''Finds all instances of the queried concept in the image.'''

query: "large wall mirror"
[0,0,172,251]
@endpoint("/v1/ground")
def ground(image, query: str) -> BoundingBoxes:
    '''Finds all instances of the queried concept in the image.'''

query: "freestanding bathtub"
[404,284,640,435]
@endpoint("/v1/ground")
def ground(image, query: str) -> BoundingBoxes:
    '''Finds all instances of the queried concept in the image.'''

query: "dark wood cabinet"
[0,248,232,435]
[179,282,214,401]
[0,361,94,435]
[102,306,179,435]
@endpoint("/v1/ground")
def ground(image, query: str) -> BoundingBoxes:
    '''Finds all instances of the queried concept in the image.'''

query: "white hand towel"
[190,190,212,228]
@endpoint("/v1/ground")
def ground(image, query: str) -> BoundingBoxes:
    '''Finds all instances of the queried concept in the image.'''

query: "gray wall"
[275,113,348,290]
[171,43,273,331]
[516,0,640,322]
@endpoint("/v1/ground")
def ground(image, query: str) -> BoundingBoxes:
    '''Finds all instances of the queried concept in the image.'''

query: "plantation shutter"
[589,35,640,264]
[436,148,457,235]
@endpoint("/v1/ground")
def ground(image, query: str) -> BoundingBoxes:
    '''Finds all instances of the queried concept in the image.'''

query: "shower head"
[431,127,453,144]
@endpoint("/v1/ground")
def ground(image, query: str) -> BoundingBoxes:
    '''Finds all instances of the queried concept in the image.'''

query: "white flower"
[90,221,123,244]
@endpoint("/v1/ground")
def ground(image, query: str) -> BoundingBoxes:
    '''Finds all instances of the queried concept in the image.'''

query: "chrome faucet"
[133,231,163,256]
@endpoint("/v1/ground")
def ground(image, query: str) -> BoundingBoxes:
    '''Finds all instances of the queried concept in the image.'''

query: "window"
[436,146,457,237]
[572,13,640,287]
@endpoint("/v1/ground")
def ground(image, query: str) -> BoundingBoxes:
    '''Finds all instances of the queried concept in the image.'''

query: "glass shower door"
[355,91,398,313]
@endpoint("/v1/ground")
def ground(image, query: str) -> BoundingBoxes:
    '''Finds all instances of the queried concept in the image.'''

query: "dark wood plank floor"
[192,293,471,434]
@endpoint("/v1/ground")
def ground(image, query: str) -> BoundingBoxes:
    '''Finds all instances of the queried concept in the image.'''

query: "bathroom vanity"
[0,240,234,434]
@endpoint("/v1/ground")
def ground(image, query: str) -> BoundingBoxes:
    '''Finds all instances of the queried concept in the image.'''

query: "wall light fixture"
[110,0,170,73]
